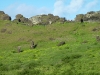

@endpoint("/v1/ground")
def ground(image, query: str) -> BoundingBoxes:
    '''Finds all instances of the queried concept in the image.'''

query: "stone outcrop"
[0,11,11,21]
[13,14,33,26]
[29,14,66,25]
[75,11,100,22]
[29,15,41,25]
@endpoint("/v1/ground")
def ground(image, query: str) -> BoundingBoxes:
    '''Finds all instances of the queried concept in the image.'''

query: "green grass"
[0,20,100,75]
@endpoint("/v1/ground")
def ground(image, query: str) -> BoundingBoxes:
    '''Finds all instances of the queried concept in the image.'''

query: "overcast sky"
[0,0,100,20]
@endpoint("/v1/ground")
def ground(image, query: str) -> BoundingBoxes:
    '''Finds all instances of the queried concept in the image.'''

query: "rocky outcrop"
[0,11,11,21]
[75,11,100,22]
[29,15,41,25]
[29,14,66,25]
[13,14,33,26]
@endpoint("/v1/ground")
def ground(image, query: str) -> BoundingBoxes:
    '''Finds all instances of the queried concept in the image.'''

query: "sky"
[0,0,100,20]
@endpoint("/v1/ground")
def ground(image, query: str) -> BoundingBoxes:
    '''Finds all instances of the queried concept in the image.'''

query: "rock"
[13,14,33,26]
[96,35,100,41]
[30,41,37,49]
[13,19,21,23]
[0,11,11,21]
[92,28,98,31]
[20,17,28,23]
[75,11,100,22]
[49,38,55,41]
[75,14,84,22]
[30,44,37,49]
[80,18,84,23]
[59,17,66,24]
[57,41,66,46]
[29,14,66,25]
[1,28,7,33]
[1,14,11,20]
[82,40,88,43]
[0,11,5,15]
[29,15,42,25]
[16,14,23,19]
[17,46,21,53]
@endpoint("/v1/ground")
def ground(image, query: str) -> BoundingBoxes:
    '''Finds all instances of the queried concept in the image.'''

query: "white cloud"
[53,0,99,20]
[4,3,50,20]
[53,0,84,17]
[82,0,98,13]
[16,4,34,14]
[53,0,65,16]
[65,0,84,13]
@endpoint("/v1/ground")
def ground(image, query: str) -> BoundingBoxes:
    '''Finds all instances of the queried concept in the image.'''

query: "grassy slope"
[0,20,100,75]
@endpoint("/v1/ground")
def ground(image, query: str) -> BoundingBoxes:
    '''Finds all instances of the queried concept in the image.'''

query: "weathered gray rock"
[0,11,5,15]
[16,14,23,19]
[29,14,66,25]
[0,11,11,21]
[75,11,100,22]
[13,19,21,23]
[0,14,11,20]
[29,15,42,25]
[13,14,33,26]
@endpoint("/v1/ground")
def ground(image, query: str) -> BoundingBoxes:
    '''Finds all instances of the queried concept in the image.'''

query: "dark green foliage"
[17,68,40,75]
[17,61,40,75]
[0,63,8,71]
[62,54,82,63]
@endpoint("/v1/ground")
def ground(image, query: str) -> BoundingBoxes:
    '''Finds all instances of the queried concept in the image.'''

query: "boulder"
[29,14,66,25]
[0,11,5,15]
[57,41,66,46]
[13,14,33,26]
[16,14,23,19]
[13,19,21,23]
[75,11,100,22]
[29,15,42,25]
[75,14,84,22]
[0,11,11,21]
[0,14,11,20]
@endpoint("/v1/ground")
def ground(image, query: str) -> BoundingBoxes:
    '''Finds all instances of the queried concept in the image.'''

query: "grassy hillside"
[0,20,100,75]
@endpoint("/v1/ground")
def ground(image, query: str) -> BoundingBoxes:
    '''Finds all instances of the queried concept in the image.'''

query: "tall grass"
[0,20,100,75]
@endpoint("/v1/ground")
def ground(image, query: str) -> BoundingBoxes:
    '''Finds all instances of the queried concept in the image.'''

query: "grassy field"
[0,20,100,75]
